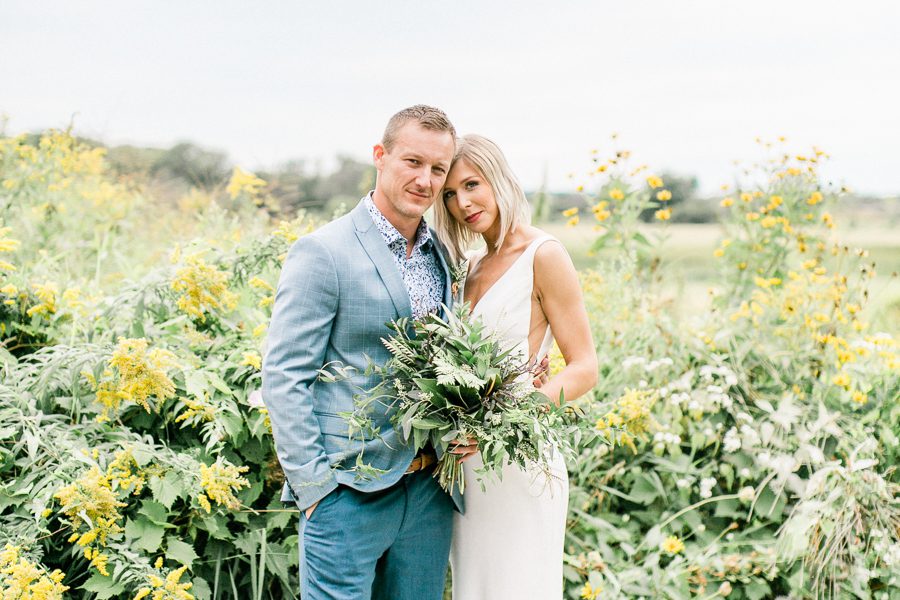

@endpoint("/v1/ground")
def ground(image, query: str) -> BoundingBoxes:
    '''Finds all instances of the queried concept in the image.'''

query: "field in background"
[544,222,900,334]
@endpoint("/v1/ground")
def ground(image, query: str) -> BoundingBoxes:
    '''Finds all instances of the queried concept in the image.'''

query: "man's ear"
[373,143,385,170]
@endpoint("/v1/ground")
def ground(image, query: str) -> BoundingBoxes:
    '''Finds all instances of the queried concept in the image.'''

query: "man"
[262,105,464,600]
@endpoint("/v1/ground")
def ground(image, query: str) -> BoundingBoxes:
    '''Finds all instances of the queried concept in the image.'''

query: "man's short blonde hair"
[433,134,531,264]
[382,105,456,152]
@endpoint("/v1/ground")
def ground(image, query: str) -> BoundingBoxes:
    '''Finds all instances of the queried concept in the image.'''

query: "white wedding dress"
[450,235,569,600]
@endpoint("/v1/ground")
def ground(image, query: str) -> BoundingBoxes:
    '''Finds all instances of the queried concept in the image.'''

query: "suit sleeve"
[262,235,340,510]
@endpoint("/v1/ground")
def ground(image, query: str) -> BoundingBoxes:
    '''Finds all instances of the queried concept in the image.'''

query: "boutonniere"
[450,259,469,303]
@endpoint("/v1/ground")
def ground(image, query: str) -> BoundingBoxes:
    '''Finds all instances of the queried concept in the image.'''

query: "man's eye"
[407,159,420,165]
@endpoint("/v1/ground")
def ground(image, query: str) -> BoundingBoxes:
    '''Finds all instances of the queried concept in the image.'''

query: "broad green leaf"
[138,499,170,525]
[165,536,199,567]
[148,471,183,509]
[80,573,126,599]
[628,474,658,505]
[207,372,234,397]
[745,581,771,600]
[124,516,165,552]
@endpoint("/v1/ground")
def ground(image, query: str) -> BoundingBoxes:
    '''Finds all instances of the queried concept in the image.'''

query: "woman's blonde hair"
[433,134,531,264]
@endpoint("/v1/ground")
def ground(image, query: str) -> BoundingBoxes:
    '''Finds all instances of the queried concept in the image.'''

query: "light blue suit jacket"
[262,198,463,512]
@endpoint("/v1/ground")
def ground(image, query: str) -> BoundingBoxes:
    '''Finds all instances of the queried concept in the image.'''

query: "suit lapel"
[351,201,412,318]
[430,232,454,308]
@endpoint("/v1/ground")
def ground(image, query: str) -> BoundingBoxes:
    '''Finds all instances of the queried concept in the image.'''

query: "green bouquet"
[346,302,578,494]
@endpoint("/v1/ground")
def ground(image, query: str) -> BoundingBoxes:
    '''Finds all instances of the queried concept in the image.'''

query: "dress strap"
[523,235,558,262]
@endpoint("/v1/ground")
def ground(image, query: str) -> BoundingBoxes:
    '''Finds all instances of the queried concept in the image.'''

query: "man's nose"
[414,167,431,189]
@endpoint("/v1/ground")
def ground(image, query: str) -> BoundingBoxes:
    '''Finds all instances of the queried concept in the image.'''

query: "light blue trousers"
[299,470,454,600]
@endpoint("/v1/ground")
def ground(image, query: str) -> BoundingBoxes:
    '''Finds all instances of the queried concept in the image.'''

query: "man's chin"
[402,198,433,217]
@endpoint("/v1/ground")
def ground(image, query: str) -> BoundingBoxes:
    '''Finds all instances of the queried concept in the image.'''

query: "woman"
[434,134,598,599]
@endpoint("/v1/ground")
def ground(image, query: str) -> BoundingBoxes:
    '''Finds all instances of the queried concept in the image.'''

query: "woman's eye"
[443,191,455,201]
[465,181,478,189]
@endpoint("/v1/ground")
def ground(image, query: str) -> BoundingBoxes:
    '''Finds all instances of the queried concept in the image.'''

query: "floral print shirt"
[365,194,445,319]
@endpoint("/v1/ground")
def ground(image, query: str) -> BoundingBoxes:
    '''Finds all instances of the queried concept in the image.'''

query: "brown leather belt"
[405,451,437,474]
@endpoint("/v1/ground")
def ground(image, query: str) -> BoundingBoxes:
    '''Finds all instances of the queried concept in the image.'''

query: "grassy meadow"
[547,222,900,336]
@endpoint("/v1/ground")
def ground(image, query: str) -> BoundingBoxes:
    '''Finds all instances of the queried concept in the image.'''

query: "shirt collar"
[365,192,433,253]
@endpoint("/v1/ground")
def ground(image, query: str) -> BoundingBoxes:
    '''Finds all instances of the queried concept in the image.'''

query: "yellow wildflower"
[580,582,602,599]
[54,466,126,547]
[654,208,671,221]
[272,218,314,242]
[720,197,734,207]
[143,564,194,600]
[248,277,274,292]
[134,588,152,600]
[661,535,685,555]
[171,254,238,321]
[26,282,58,318]
[177,189,213,212]
[106,449,146,494]
[0,227,21,258]
[0,544,69,598]
[105,338,178,414]
[198,460,250,511]
[609,188,624,201]
[646,175,663,189]
[241,352,262,370]
[562,207,579,217]
[656,190,672,201]
[226,166,267,200]
[62,287,84,309]
[90,551,110,576]
[566,216,580,227]
[807,191,823,205]
[592,202,611,222]
[851,390,867,404]
[176,395,216,425]
[754,277,781,289]
[831,372,851,389]
[596,388,658,452]
[739,192,753,203]
[252,323,267,337]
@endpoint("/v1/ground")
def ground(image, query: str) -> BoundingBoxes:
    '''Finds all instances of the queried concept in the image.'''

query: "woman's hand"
[531,356,550,388]
[449,437,479,463]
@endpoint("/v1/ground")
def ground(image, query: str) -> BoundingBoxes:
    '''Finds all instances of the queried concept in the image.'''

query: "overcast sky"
[2,1,899,195]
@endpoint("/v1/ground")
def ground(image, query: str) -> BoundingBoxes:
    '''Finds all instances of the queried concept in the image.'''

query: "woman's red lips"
[465,211,482,224]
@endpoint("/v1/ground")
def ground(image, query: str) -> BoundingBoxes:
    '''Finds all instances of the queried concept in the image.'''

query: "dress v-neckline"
[466,238,543,313]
